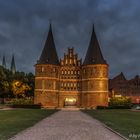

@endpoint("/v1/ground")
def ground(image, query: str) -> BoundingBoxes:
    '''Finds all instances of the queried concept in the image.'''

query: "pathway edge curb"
[102,124,129,140]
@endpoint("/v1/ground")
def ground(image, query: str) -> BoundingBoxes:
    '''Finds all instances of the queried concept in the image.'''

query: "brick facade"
[109,73,140,104]
[34,25,109,108]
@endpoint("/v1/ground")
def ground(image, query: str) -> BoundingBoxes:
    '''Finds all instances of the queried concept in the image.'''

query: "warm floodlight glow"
[65,98,76,102]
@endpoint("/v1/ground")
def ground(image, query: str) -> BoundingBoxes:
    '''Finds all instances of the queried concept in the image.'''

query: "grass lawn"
[82,109,140,140]
[0,109,58,140]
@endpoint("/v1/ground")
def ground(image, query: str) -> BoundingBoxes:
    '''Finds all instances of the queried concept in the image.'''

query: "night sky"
[0,0,140,79]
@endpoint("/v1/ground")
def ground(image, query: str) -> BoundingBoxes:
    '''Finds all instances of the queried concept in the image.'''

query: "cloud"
[0,0,140,79]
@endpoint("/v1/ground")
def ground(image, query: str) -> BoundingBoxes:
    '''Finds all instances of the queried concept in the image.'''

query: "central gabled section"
[59,48,82,107]
[60,48,82,91]
[34,24,108,108]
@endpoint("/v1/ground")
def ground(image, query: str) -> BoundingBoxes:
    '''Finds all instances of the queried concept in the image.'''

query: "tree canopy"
[0,66,34,98]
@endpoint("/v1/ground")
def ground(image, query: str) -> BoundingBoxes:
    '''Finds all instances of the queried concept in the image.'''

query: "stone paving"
[10,110,125,140]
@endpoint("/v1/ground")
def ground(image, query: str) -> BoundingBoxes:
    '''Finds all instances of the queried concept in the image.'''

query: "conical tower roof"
[11,55,16,74]
[83,25,106,65]
[37,24,59,65]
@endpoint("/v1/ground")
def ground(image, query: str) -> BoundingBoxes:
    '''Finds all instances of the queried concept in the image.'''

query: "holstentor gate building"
[34,24,109,108]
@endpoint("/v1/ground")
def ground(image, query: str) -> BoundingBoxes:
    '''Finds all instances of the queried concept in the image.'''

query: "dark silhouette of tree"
[0,66,35,103]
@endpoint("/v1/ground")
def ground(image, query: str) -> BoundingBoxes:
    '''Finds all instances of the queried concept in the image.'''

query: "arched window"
[42,67,44,72]
[71,70,73,74]
[62,70,64,74]
[78,70,80,75]
[71,83,73,87]
[61,83,63,87]
[65,59,68,64]
[53,68,56,72]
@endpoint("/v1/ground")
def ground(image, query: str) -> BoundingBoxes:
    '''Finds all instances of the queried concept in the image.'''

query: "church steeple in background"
[83,24,106,65]
[11,55,16,74]
[38,24,59,65]
[2,56,6,68]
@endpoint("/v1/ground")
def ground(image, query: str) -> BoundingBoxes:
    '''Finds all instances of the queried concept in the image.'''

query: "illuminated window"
[61,83,63,87]
[70,59,72,64]
[61,61,64,65]
[71,71,73,74]
[42,67,44,72]
[62,70,64,74]
[78,70,80,75]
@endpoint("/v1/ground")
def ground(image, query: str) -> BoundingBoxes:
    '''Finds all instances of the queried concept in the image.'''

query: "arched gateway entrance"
[64,98,77,106]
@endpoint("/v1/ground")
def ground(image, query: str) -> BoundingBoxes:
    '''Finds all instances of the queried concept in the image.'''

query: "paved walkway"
[10,110,125,140]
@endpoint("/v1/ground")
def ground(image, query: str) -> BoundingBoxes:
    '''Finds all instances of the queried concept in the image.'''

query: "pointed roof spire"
[2,56,6,68]
[83,24,106,65]
[11,55,16,74]
[38,24,59,65]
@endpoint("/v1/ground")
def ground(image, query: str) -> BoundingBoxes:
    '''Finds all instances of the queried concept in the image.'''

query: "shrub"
[11,97,33,105]
[109,97,131,109]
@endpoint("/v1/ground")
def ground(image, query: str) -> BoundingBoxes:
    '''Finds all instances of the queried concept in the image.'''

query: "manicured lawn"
[0,109,58,140]
[82,109,140,140]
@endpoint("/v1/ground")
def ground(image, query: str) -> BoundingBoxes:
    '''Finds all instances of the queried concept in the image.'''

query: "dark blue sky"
[0,0,140,79]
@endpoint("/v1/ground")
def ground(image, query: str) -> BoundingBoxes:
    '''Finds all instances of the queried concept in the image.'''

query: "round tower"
[34,24,60,108]
[82,64,108,108]
[82,25,108,108]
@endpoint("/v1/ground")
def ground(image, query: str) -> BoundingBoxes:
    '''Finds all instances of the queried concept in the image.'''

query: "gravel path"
[10,110,125,140]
